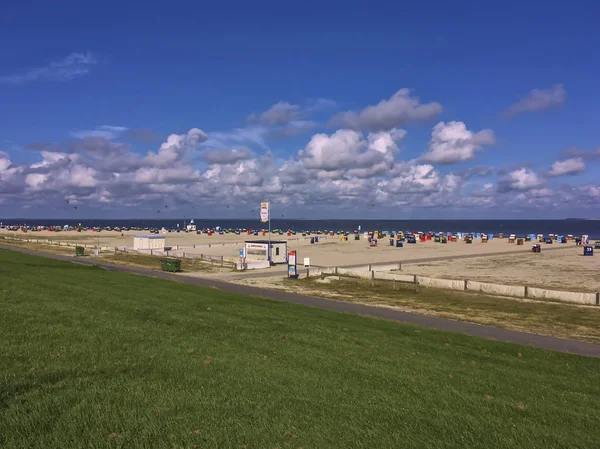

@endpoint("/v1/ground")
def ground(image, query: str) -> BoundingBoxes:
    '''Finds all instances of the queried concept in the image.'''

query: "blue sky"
[1,0,599,219]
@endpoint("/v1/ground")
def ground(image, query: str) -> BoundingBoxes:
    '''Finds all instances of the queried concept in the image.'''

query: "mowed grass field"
[1,250,599,449]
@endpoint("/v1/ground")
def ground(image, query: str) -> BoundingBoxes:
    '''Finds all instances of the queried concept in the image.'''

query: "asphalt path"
[2,244,599,358]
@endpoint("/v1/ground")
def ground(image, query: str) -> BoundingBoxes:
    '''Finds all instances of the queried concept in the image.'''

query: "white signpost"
[260,201,271,263]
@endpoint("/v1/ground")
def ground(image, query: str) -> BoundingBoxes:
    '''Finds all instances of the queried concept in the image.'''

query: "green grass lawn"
[1,250,599,449]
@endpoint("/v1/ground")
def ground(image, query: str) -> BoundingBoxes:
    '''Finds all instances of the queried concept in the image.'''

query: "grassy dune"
[0,249,598,448]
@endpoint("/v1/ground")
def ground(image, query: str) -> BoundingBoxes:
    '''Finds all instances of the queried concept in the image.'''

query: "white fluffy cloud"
[144,128,207,168]
[0,152,13,171]
[256,102,300,126]
[201,147,253,165]
[505,84,566,117]
[498,168,544,192]
[548,157,585,177]
[420,121,495,164]
[298,128,403,172]
[329,89,442,131]
[378,164,440,194]
[3,118,597,215]
[248,101,323,138]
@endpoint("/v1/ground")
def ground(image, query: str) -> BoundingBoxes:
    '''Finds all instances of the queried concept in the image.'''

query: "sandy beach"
[4,228,598,293]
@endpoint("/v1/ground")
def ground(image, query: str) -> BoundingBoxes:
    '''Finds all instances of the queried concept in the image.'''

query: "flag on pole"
[260,202,269,223]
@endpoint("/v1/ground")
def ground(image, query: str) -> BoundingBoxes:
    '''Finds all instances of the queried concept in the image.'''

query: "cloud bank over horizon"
[1,85,598,219]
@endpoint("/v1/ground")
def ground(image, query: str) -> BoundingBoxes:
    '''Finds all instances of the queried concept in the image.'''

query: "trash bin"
[595,241,600,249]
[75,246,84,256]
[584,246,594,256]
[314,236,319,243]
[532,244,541,253]
[161,258,181,272]
[354,234,360,240]
[310,237,315,244]
[396,240,403,248]
[466,237,473,244]
[389,239,394,246]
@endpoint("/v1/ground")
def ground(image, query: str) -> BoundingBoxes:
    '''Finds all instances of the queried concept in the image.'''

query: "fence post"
[371,270,375,287]
[335,266,338,275]
[596,292,599,306]
[398,262,402,271]
[393,278,396,290]
[307,267,310,278]
[221,256,224,267]
[464,279,468,291]
[150,249,153,256]
[524,286,529,298]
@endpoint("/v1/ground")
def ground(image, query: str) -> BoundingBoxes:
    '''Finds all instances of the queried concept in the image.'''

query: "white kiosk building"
[244,240,288,264]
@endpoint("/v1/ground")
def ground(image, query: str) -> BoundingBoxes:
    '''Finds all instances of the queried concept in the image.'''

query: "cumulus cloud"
[256,102,300,126]
[378,164,440,194]
[201,147,253,165]
[248,101,325,138]
[0,152,13,171]
[548,157,585,177]
[454,165,496,180]
[329,89,442,131]
[558,146,600,162]
[269,120,316,138]
[144,128,207,168]
[3,121,596,215]
[498,168,544,192]
[420,121,495,164]
[298,128,403,172]
[504,84,566,117]
[0,52,98,84]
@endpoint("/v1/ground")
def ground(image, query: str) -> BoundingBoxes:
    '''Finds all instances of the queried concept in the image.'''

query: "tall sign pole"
[260,201,270,263]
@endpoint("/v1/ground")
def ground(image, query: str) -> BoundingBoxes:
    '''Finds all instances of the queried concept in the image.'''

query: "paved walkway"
[2,244,599,358]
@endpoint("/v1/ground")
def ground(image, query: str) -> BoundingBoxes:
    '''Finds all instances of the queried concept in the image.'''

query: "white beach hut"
[133,235,166,251]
